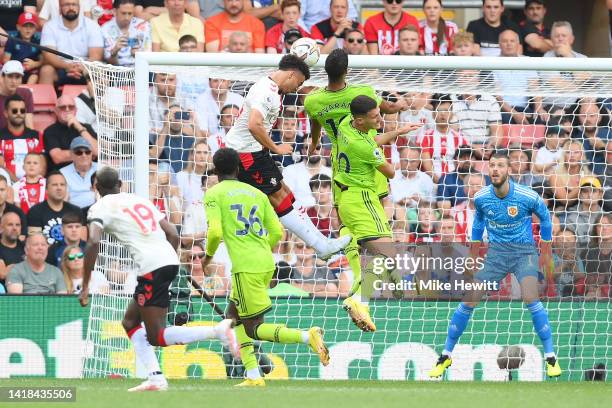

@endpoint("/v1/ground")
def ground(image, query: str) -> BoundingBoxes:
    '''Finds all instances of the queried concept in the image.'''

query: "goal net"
[82,54,611,382]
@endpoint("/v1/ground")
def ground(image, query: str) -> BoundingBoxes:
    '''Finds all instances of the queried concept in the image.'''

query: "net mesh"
[82,59,611,381]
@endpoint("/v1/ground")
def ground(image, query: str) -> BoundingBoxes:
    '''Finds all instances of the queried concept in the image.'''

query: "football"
[497,345,526,370]
[290,38,320,67]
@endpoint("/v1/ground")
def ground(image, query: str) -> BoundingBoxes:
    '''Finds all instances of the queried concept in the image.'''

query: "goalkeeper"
[429,153,562,379]
[304,49,421,332]
[202,147,329,387]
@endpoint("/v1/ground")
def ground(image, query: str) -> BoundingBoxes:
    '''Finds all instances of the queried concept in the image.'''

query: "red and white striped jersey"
[418,20,458,56]
[419,127,468,178]
[13,177,46,214]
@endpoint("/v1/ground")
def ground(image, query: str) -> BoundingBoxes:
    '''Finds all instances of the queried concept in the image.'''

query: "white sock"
[301,331,310,344]
[246,368,261,380]
[442,350,452,357]
[279,207,326,252]
[129,327,163,377]
[161,326,217,346]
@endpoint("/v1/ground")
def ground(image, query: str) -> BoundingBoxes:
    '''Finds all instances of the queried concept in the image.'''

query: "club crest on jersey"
[507,205,518,217]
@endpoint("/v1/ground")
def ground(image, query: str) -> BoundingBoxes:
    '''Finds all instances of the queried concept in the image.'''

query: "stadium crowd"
[0,0,610,301]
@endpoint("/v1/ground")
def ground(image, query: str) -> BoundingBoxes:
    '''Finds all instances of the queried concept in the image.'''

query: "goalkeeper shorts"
[337,187,392,245]
[134,264,179,308]
[230,270,275,319]
[475,249,540,285]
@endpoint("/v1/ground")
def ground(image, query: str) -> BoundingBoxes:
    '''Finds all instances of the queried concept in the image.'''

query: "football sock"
[361,254,396,301]
[235,324,261,379]
[158,325,216,346]
[443,303,474,355]
[527,301,554,355]
[254,323,307,344]
[126,326,163,378]
[340,225,363,299]
[279,207,327,252]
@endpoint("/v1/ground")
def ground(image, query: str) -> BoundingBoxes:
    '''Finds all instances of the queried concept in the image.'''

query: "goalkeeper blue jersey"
[472,180,552,246]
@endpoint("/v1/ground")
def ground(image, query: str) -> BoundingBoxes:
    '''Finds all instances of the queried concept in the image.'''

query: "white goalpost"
[82,53,612,382]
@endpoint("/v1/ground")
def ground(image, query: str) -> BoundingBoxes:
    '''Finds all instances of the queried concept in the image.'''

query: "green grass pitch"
[0,379,610,408]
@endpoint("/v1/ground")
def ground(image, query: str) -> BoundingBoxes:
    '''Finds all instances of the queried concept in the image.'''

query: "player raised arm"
[376,156,395,179]
[374,123,423,146]
[248,110,292,155]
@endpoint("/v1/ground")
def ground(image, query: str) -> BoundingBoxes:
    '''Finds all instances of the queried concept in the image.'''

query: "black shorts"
[133,264,179,308]
[238,150,283,195]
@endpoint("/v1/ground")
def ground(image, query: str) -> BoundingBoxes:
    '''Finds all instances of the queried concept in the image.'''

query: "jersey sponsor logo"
[507,205,518,217]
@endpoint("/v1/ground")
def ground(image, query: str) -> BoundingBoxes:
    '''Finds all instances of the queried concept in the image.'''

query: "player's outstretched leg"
[234,323,266,387]
[271,186,351,260]
[521,276,561,377]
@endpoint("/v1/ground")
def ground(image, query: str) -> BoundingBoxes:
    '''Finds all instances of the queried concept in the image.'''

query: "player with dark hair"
[429,152,562,378]
[80,166,239,392]
[202,148,329,387]
[304,48,421,332]
[225,54,351,261]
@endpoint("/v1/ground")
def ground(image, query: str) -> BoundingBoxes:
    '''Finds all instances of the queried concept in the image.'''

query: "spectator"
[0,0,36,32]
[395,26,420,56]
[44,95,98,172]
[46,211,86,267]
[602,139,612,192]
[0,175,28,236]
[290,239,338,296]
[176,140,212,210]
[218,104,240,143]
[3,12,42,85]
[73,74,99,133]
[520,0,552,57]
[197,0,223,20]
[311,0,361,54]
[181,172,217,246]
[533,126,568,175]
[364,0,418,55]
[61,244,110,294]
[581,213,612,299]
[265,0,309,54]
[148,160,182,225]
[342,28,366,55]
[13,152,46,214]
[151,0,204,52]
[548,139,593,211]
[452,70,503,151]
[195,78,243,137]
[543,21,587,59]
[102,0,152,67]
[6,232,66,294]
[299,0,357,31]
[0,94,43,181]
[466,0,520,57]
[419,0,458,56]
[136,0,201,21]
[39,0,104,86]
[420,94,469,183]
[154,102,197,173]
[0,61,34,130]
[226,30,250,52]
[0,212,25,289]
[28,171,83,245]
[39,0,93,25]
[552,228,585,297]
[408,205,440,243]
[451,172,486,242]
[306,174,337,237]
[149,72,179,132]
[60,137,97,208]
[282,138,332,208]
[391,144,435,208]
[451,30,475,56]
[508,144,542,187]
[268,261,309,297]
[436,145,476,212]
[398,91,433,142]
[494,30,540,125]
[271,115,302,167]
[182,244,229,296]
[560,176,605,248]
[205,0,265,52]
[573,101,609,176]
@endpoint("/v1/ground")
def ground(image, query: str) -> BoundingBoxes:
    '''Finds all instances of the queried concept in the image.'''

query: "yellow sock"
[340,225,362,297]
[254,323,305,344]
[235,324,258,371]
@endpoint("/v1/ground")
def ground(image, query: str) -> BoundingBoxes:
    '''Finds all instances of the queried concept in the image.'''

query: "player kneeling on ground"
[202,147,329,387]
[79,167,239,392]
[429,153,562,379]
